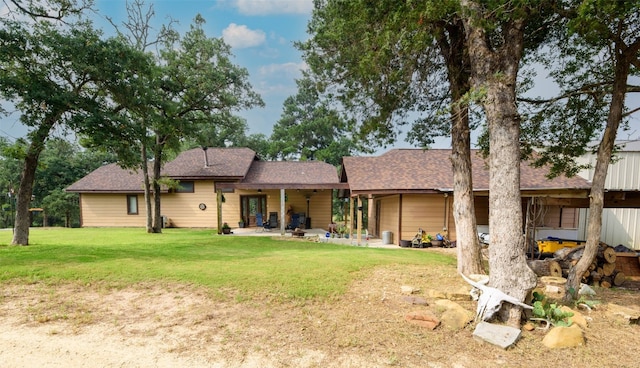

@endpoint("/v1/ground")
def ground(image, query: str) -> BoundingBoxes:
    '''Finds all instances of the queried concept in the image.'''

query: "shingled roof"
[67,148,345,193]
[342,149,591,195]
[162,147,256,179]
[66,163,146,193]
[219,161,345,190]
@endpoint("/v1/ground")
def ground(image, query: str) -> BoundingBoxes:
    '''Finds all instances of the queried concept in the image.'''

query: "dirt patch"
[1,250,639,367]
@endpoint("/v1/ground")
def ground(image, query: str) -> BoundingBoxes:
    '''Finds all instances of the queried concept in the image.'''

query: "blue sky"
[0,0,314,142]
[95,0,313,138]
[1,0,639,149]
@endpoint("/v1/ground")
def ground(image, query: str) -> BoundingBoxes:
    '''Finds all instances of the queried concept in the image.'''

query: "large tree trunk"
[436,20,484,275]
[12,151,38,245]
[564,48,632,302]
[12,118,56,245]
[140,142,153,233]
[484,81,537,324]
[461,0,537,325]
[151,136,164,233]
[451,106,484,275]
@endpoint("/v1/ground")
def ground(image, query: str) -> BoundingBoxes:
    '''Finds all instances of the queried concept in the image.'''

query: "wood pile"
[528,243,626,288]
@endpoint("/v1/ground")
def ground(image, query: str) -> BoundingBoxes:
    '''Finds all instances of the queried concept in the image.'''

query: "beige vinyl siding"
[80,193,147,227]
[310,190,333,230]
[162,181,217,228]
[276,190,332,229]
[79,184,334,231]
[377,195,400,244]
[400,194,447,242]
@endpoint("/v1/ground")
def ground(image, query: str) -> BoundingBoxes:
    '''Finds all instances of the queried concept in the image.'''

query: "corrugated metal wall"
[577,146,640,250]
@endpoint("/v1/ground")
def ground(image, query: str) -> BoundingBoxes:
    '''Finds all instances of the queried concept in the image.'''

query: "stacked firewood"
[527,242,626,288]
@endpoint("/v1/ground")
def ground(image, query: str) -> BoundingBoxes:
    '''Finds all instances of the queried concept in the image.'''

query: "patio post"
[280,188,286,235]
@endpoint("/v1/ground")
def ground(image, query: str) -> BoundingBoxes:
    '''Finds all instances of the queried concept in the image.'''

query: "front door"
[241,195,267,226]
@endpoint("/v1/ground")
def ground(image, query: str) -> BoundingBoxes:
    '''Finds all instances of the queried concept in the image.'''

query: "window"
[176,181,194,193]
[127,195,138,215]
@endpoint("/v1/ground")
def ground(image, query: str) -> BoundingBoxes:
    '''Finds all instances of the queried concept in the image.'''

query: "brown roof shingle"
[342,149,591,194]
[66,163,146,193]
[236,161,341,189]
[162,147,256,179]
[67,148,344,193]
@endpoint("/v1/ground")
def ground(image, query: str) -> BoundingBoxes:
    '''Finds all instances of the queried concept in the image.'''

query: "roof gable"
[162,147,256,179]
[66,163,145,193]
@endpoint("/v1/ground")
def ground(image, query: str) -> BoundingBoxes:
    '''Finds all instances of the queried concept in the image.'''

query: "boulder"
[542,324,584,348]
[434,299,473,330]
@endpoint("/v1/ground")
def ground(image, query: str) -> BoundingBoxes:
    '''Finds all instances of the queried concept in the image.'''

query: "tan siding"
[400,194,447,241]
[80,184,334,231]
[377,196,400,244]
[221,189,242,227]
[162,181,217,228]
[276,190,332,230]
[446,196,456,241]
[80,193,147,227]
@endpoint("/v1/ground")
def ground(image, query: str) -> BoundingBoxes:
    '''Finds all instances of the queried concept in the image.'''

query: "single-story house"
[66,147,347,233]
[340,149,594,245]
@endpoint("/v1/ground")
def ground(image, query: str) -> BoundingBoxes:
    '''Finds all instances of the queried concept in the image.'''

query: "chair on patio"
[263,212,278,231]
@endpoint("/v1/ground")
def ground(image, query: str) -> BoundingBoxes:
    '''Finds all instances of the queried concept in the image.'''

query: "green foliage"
[519,1,640,179]
[0,228,455,299]
[531,291,574,327]
[301,0,456,148]
[269,75,369,166]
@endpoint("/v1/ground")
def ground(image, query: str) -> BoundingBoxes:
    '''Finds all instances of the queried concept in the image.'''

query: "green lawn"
[0,228,454,300]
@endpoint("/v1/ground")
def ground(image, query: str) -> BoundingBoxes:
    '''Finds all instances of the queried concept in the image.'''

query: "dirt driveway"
[1,250,639,367]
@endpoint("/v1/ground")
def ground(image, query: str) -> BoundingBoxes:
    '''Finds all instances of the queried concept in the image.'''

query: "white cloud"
[258,62,308,79]
[235,0,313,15]
[222,23,266,49]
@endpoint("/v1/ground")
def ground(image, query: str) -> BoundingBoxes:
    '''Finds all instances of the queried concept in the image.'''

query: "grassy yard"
[0,228,454,300]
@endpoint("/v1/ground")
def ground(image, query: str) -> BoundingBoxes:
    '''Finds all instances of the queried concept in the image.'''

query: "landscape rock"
[425,289,447,299]
[405,311,440,330]
[542,324,584,348]
[472,322,521,349]
[434,299,473,330]
[402,296,429,306]
[605,303,640,324]
[447,286,472,301]
[401,285,420,295]
[578,283,596,296]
